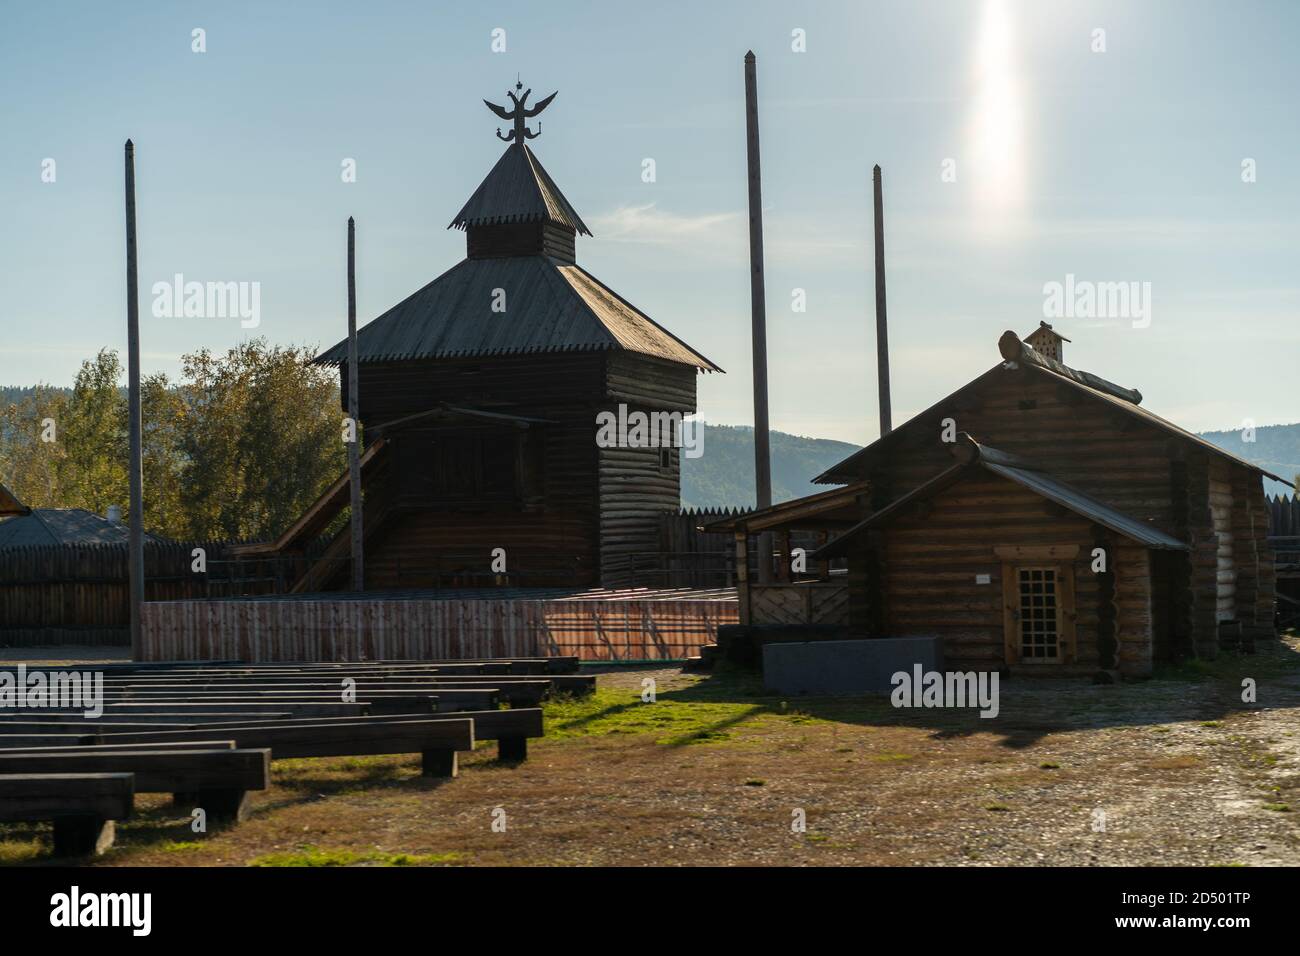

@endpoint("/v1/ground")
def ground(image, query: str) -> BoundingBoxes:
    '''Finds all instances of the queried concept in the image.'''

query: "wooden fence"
[140,587,739,662]
[1268,495,1300,538]
[649,508,834,587]
[0,541,273,646]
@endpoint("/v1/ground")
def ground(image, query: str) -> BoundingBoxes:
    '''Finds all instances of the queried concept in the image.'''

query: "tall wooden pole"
[873,164,892,436]
[744,51,773,583]
[124,140,144,658]
[347,217,364,592]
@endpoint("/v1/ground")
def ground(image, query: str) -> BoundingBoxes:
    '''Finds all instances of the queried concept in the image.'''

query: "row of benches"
[0,657,590,857]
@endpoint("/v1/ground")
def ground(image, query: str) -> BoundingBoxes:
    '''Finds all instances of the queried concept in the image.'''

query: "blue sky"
[2,0,1297,445]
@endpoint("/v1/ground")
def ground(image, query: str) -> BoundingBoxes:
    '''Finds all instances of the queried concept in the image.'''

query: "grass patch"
[1153,642,1300,682]
[545,684,779,747]
[542,671,902,749]
[983,803,1012,812]
[161,841,205,853]
[0,837,45,864]
[249,845,463,867]
[1262,803,1291,813]
[1039,761,1061,770]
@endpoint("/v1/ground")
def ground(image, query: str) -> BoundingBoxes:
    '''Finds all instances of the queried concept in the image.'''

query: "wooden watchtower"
[250,83,720,591]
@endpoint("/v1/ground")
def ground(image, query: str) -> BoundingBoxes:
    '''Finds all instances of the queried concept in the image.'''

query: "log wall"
[850,473,1158,675]
[331,352,700,592]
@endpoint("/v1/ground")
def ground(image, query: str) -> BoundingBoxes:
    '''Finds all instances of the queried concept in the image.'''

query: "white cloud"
[591,203,741,246]
[590,202,867,268]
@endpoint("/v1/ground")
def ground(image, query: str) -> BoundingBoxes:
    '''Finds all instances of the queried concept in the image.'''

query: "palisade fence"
[0,511,759,647]
[643,507,836,588]
[1271,496,1300,629]
[0,540,275,646]
[1268,495,1300,547]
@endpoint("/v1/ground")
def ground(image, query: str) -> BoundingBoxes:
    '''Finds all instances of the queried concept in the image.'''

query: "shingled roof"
[316,110,721,372]
[0,481,27,517]
[0,508,164,549]
[315,256,719,370]
[449,143,591,235]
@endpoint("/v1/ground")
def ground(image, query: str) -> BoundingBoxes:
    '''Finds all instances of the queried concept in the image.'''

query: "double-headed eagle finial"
[484,78,557,143]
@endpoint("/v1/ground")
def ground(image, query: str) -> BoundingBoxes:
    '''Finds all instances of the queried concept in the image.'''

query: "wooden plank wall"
[749,583,850,625]
[139,594,738,662]
[0,541,273,646]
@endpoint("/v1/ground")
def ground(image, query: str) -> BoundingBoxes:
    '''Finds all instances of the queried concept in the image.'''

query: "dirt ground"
[2,636,1298,867]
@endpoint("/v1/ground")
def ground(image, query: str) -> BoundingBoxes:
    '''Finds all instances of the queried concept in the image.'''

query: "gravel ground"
[2,640,1297,867]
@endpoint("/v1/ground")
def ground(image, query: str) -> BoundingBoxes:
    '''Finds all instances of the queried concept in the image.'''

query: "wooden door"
[1000,555,1077,666]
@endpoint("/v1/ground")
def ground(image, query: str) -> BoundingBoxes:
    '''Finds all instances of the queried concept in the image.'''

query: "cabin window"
[1016,568,1060,660]
[659,447,672,473]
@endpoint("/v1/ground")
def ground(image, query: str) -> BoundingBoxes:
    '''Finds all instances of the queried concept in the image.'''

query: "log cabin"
[713,325,1290,677]
[233,87,719,591]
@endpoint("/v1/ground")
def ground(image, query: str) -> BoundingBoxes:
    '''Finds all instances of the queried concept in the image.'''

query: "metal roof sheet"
[449,144,591,235]
[315,256,718,371]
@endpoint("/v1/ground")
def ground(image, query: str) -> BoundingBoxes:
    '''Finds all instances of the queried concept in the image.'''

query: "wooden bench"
[93,718,477,777]
[115,683,540,707]
[0,740,239,754]
[0,773,134,856]
[105,679,584,707]
[1,712,295,724]
[100,688,501,712]
[158,708,545,761]
[0,748,269,822]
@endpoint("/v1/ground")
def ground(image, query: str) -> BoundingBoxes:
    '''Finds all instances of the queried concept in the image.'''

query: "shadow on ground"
[593,634,1300,750]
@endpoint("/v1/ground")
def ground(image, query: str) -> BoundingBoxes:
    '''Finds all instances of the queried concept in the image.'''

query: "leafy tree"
[53,349,127,517]
[141,372,187,536]
[176,339,344,540]
[0,341,345,542]
[0,385,68,507]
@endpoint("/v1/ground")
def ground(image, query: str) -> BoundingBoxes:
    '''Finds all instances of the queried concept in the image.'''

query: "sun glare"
[968,0,1027,226]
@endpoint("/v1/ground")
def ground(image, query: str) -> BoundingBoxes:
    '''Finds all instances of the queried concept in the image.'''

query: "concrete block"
[762,637,944,696]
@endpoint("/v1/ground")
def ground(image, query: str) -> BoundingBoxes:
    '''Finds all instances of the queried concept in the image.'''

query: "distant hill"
[1199,423,1300,498]
[680,424,859,510]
